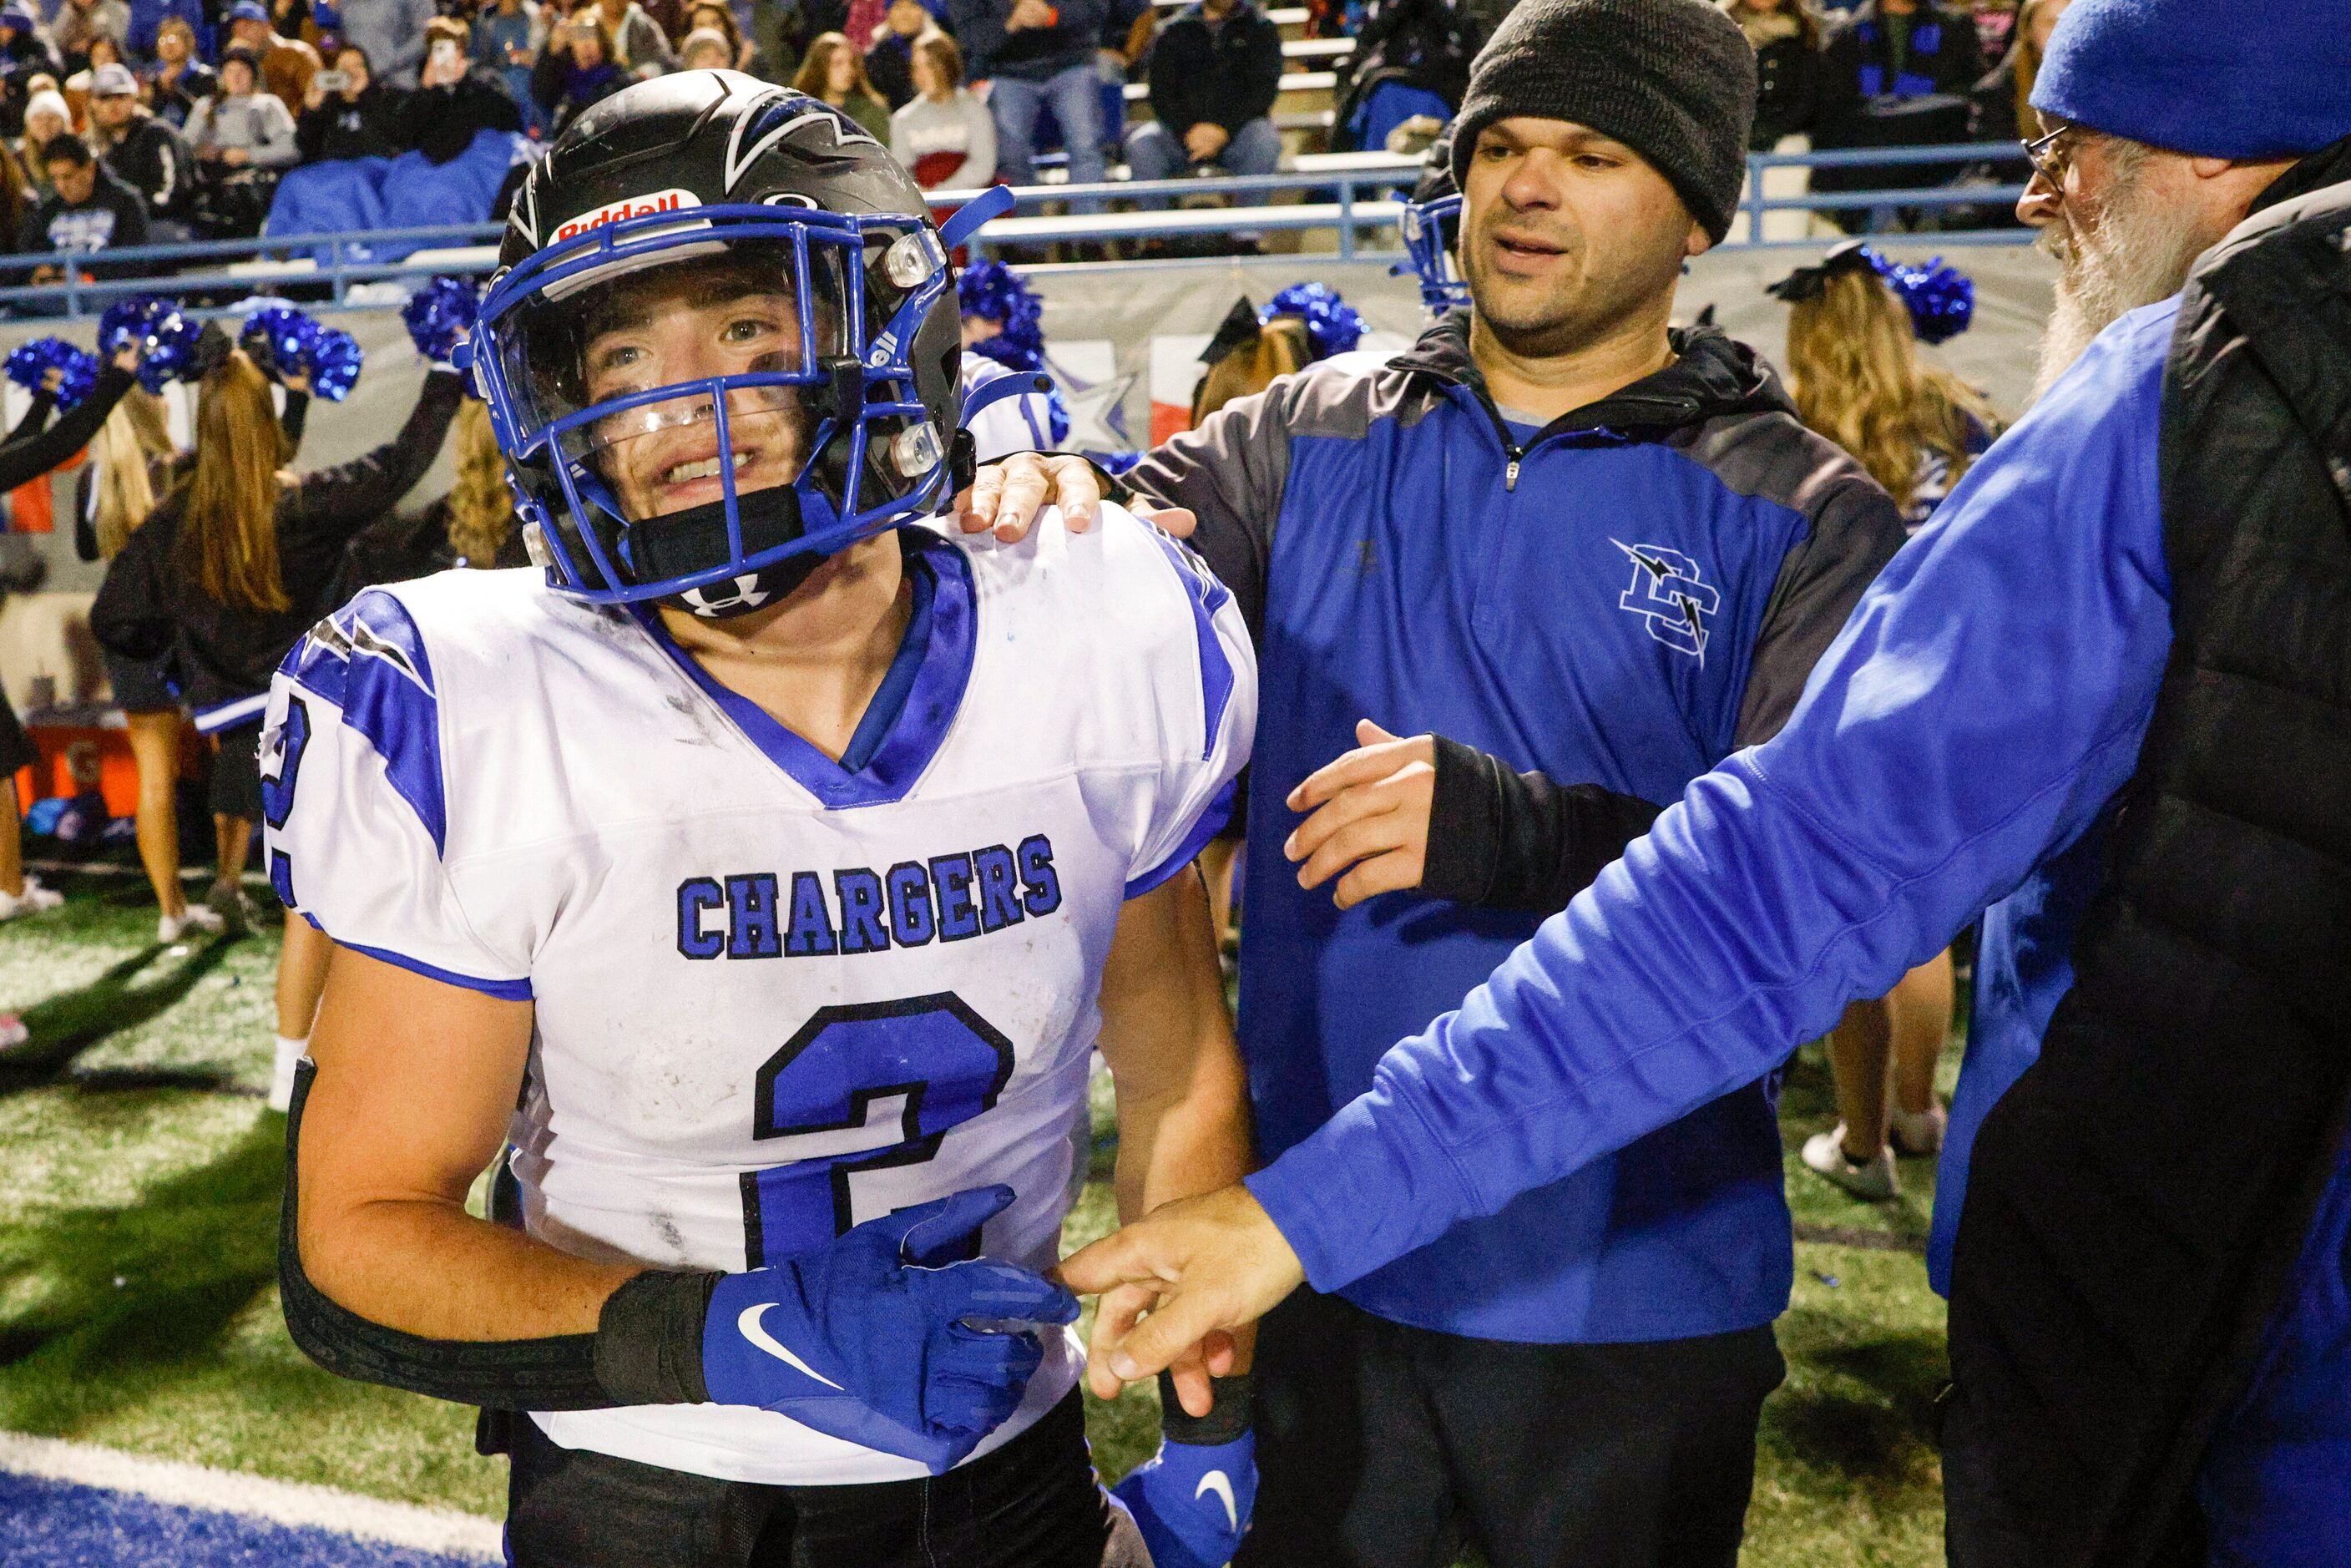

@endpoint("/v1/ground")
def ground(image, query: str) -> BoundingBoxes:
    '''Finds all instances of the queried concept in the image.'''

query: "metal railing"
[0,141,2040,316]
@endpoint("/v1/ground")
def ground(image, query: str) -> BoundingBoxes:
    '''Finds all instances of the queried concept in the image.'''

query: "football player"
[264,73,1256,1568]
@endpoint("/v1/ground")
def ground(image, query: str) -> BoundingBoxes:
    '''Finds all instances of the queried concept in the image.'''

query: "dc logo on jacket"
[1611,540,1719,662]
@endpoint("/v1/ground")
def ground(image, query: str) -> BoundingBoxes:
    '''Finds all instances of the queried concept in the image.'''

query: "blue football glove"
[1113,1431,1257,1568]
[700,1185,1077,1474]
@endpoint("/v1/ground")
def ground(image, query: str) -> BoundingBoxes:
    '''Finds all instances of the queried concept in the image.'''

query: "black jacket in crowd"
[1749,28,1823,149]
[397,68,522,165]
[1942,135,2351,1568]
[1147,0,1284,136]
[17,167,151,278]
[100,113,194,222]
[1816,0,1987,139]
[296,83,410,162]
[90,369,465,716]
[148,61,218,129]
[864,31,918,112]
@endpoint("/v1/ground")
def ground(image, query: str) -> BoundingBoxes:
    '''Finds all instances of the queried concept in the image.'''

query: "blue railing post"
[61,266,78,321]
[1337,172,1356,261]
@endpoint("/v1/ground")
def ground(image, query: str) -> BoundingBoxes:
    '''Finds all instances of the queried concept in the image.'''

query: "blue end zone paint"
[0,1472,493,1568]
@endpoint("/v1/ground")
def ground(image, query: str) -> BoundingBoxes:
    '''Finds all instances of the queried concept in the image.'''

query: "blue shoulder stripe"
[1144,527,1235,760]
[283,590,449,854]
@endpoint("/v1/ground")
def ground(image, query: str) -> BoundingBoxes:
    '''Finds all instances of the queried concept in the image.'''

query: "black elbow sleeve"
[1422,736,1663,914]
[277,1059,714,1411]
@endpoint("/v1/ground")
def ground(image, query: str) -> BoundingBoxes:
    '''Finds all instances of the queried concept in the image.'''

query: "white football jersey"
[261,507,1252,1486]
[961,357,1061,462]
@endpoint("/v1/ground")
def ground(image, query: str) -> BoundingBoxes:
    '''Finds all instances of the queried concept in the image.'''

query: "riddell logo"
[552,189,702,243]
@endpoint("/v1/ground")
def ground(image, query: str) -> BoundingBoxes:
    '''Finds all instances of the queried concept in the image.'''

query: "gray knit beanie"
[1448,0,1757,242]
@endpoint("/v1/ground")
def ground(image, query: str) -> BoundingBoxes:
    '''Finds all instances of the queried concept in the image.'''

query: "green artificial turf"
[0,868,1953,1564]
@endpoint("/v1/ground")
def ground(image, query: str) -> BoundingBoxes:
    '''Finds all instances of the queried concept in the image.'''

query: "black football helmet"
[473,72,1001,619]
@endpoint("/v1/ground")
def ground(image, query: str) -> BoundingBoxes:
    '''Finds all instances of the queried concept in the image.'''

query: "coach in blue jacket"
[971,1,1904,1560]
[1058,2,2351,1562]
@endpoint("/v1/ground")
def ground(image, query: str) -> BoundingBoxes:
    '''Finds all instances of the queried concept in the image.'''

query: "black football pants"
[1236,1288,1785,1568]
[504,1390,1110,1568]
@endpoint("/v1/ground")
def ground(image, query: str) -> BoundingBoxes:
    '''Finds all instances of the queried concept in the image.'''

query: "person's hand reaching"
[1284,720,1435,908]
[1057,1186,1303,1396]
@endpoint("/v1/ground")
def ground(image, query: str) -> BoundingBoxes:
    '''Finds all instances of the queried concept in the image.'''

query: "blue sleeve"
[1245,302,2184,1292]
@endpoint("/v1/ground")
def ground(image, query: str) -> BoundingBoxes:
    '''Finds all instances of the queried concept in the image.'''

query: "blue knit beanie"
[2031,0,2351,159]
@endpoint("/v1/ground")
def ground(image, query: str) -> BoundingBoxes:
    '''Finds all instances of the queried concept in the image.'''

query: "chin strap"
[938,185,1015,252]
[959,365,1054,422]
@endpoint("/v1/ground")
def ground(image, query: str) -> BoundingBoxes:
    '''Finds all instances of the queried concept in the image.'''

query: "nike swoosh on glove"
[1112,1430,1256,1568]
[700,1185,1078,1474]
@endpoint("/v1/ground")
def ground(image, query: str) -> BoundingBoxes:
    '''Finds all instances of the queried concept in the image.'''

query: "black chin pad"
[627,483,806,585]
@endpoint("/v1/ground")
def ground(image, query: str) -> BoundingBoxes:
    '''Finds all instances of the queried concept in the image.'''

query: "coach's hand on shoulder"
[700,1185,1078,1474]
[953,452,1198,544]
[1285,719,1435,909]
[1059,1186,1304,1395]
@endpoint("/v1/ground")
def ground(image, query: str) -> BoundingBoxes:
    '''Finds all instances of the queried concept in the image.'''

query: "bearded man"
[1037,0,2351,1561]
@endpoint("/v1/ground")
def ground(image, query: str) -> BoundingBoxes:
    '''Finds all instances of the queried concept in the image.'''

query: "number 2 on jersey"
[741,994,1016,1268]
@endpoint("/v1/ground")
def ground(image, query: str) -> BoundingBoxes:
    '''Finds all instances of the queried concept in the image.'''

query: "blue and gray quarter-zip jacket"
[1122,311,1905,1342]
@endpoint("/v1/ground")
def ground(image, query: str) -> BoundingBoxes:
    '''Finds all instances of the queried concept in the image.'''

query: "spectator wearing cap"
[124,0,209,65]
[1123,0,1283,211]
[224,0,321,117]
[48,0,130,75]
[675,23,729,67]
[86,58,189,230]
[468,0,545,133]
[396,15,519,164]
[19,130,149,281]
[295,41,406,160]
[0,8,61,137]
[681,0,760,73]
[862,0,937,109]
[143,14,214,126]
[582,0,675,78]
[15,84,68,196]
[336,0,435,88]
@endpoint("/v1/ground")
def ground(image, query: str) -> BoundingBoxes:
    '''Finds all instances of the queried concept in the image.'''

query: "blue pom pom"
[311,328,364,402]
[1261,282,1364,363]
[99,295,165,359]
[240,303,321,383]
[402,276,480,366]
[139,306,209,393]
[957,260,1045,372]
[1871,253,1974,345]
[5,337,97,408]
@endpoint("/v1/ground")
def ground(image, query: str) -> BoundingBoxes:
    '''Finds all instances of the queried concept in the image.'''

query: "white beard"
[2031,153,2212,402]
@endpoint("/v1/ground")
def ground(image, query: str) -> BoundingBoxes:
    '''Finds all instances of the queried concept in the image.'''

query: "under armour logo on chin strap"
[682,574,773,616]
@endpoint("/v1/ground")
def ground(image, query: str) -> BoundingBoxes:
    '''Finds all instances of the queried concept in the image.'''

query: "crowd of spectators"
[0,0,2070,282]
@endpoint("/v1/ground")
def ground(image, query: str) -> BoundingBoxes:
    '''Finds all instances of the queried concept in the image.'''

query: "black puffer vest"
[1944,142,2351,1568]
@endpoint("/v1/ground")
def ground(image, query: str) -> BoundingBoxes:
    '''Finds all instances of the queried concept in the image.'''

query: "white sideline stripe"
[0,1431,504,1560]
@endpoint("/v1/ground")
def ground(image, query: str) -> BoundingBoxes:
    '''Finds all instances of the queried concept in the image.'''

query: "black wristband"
[1156,1371,1254,1446]
[593,1269,719,1407]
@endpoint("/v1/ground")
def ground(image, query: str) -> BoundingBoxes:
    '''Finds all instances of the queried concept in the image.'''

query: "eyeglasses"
[2022,120,2076,191]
